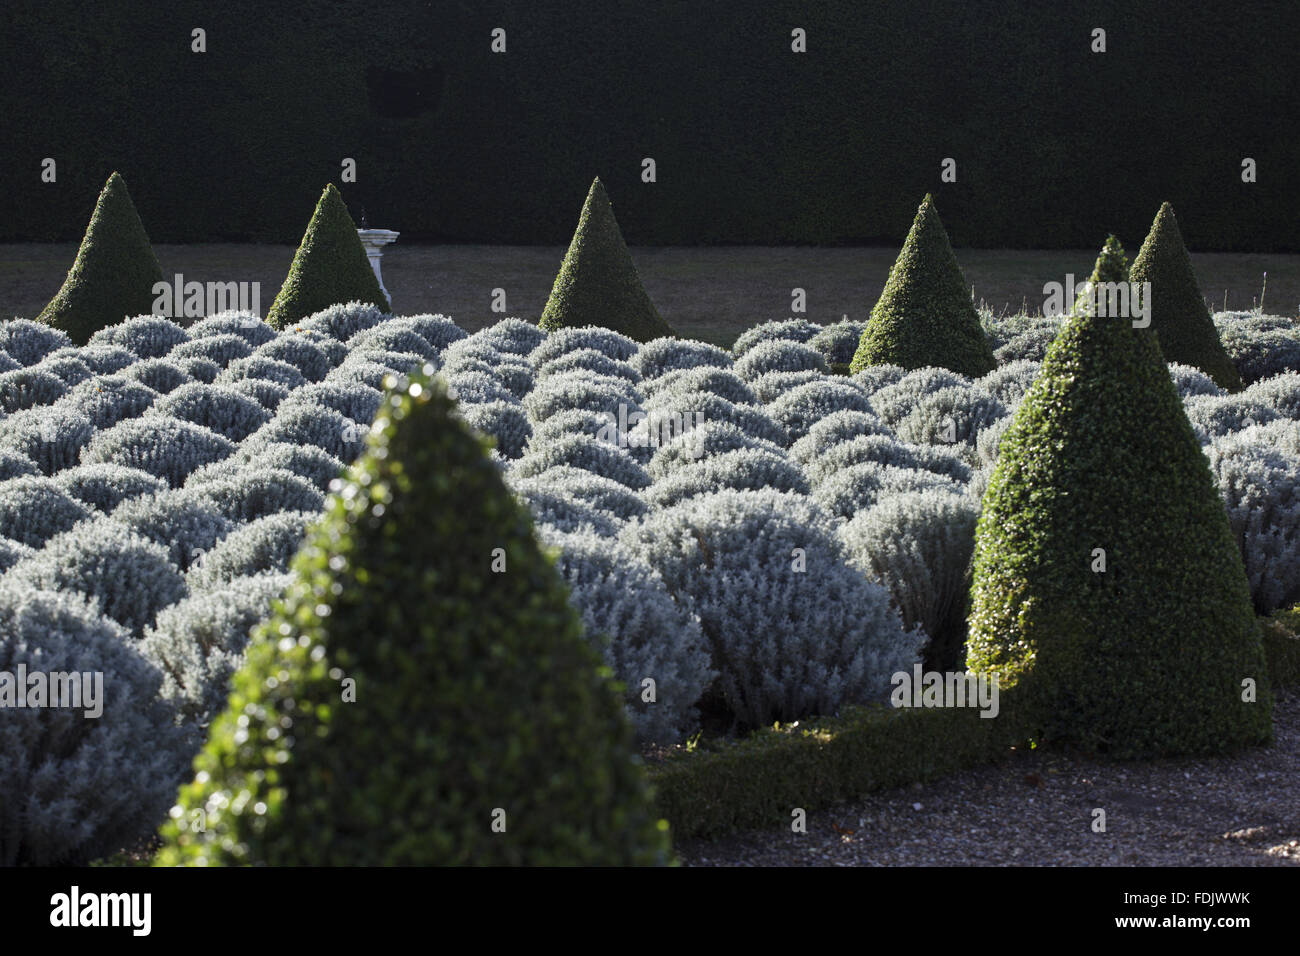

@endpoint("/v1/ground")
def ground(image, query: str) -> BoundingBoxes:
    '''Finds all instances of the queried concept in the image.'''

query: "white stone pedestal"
[356,229,400,302]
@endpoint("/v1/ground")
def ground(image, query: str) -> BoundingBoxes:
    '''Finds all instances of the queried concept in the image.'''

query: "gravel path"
[675,689,1300,867]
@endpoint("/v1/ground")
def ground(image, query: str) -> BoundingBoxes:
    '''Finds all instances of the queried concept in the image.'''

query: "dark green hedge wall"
[2,0,1295,249]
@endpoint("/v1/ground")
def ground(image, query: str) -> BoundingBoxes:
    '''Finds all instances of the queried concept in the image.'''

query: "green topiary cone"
[1128,203,1242,391]
[36,172,164,346]
[1074,234,1129,315]
[966,288,1273,758]
[539,178,675,343]
[155,367,672,865]
[265,184,391,330]
[850,194,995,377]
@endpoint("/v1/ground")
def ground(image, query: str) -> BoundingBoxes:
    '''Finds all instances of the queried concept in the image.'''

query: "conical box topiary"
[36,172,164,346]
[155,368,672,865]
[850,194,996,377]
[265,184,391,330]
[965,292,1273,758]
[1074,234,1129,315]
[1128,203,1242,391]
[539,178,675,343]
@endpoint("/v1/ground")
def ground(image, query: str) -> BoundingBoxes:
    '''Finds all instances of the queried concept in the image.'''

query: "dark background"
[2,0,1295,250]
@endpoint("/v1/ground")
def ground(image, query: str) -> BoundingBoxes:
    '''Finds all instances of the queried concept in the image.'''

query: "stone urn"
[356,228,400,301]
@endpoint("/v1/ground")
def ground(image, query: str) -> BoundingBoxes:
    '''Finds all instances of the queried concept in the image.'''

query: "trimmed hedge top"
[36,173,164,346]
[850,195,996,378]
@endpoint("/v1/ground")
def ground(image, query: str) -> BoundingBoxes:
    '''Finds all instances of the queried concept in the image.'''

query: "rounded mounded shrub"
[644,447,810,509]
[81,416,236,487]
[994,327,1061,364]
[216,355,307,392]
[53,375,159,430]
[0,406,96,475]
[510,465,649,522]
[892,384,1007,456]
[631,337,731,379]
[227,440,345,492]
[513,433,651,490]
[1168,362,1226,400]
[765,379,874,444]
[348,323,440,363]
[813,460,966,519]
[297,301,388,342]
[850,362,908,396]
[121,358,194,394]
[1182,394,1281,440]
[186,311,277,348]
[731,318,822,358]
[184,467,324,524]
[247,403,367,463]
[0,476,92,547]
[868,367,974,428]
[0,448,39,481]
[1217,325,1300,386]
[88,315,189,359]
[810,319,866,366]
[253,334,331,382]
[979,359,1042,406]
[458,400,532,459]
[174,356,220,384]
[0,368,68,413]
[647,420,786,480]
[31,353,95,387]
[537,348,640,384]
[148,382,271,442]
[0,319,72,366]
[0,535,34,572]
[642,365,756,406]
[639,390,788,448]
[528,325,640,367]
[1243,371,1300,420]
[54,463,168,513]
[279,381,382,427]
[109,490,233,571]
[510,484,621,537]
[523,372,644,424]
[186,510,314,588]
[788,409,894,466]
[168,334,253,370]
[472,316,540,356]
[227,377,292,412]
[444,369,518,406]
[733,339,828,382]
[325,359,396,391]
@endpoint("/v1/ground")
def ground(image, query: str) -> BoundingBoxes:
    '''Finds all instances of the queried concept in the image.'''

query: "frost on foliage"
[187,311,277,348]
[109,490,233,571]
[1205,432,1300,614]
[1182,394,1281,440]
[747,370,825,404]
[631,337,731,379]
[82,416,235,487]
[0,584,191,866]
[789,409,893,466]
[839,490,978,670]
[1167,363,1225,400]
[850,363,908,396]
[297,301,388,342]
[149,382,271,441]
[121,358,194,395]
[644,447,810,509]
[53,375,159,430]
[765,379,874,443]
[254,334,332,382]
[733,339,828,382]
[472,316,541,356]
[528,326,639,366]
[538,526,715,745]
[216,355,307,392]
[1243,371,1300,420]
[731,319,822,358]
[88,315,189,359]
[0,319,73,366]
[0,476,92,547]
[809,320,866,366]
[978,359,1042,406]
[248,403,366,463]
[7,522,187,636]
[642,365,756,406]
[186,510,314,588]
[458,400,532,459]
[537,348,640,384]
[513,434,651,490]
[647,420,785,480]
[869,367,973,428]
[813,461,966,519]
[0,369,68,413]
[623,489,920,728]
[168,333,252,370]
[510,465,648,521]
[0,406,96,475]
[54,463,167,513]
[892,384,1007,457]
[31,353,95,387]
[523,371,644,423]
[143,572,293,726]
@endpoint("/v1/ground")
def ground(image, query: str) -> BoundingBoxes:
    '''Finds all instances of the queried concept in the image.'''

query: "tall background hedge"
[3,0,1295,250]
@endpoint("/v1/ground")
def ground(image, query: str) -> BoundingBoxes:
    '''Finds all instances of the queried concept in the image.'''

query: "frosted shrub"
[809,319,866,366]
[0,351,18,373]
[175,356,219,384]
[187,510,314,588]
[31,353,95,387]
[974,413,1015,467]
[143,572,293,725]
[1183,394,1281,440]
[731,318,822,358]
[281,381,382,426]
[55,463,167,513]
[298,301,388,341]
[225,440,344,492]
[526,408,616,450]
[325,359,394,391]
[216,355,307,392]
[994,326,1060,363]
[53,375,159,430]
[642,366,756,406]
[766,380,874,443]
[511,465,649,521]
[905,442,971,482]
[789,410,893,467]
[149,383,271,441]
[0,584,190,866]
[839,489,978,670]
[869,367,973,428]
[0,368,67,413]
[445,369,517,405]
[248,404,365,463]
[473,316,541,356]
[7,523,187,637]
[1217,325,1300,385]
[980,312,1061,352]
[169,333,253,370]
[893,384,1007,457]
[623,488,920,728]
[121,358,193,394]
[537,348,640,384]
[747,369,825,403]
[631,337,731,379]
[512,484,620,537]
[83,417,235,487]
[392,312,466,351]
[88,315,189,358]
[0,476,92,546]
[75,345,137,375]
[348,348,427,375]
[109,490,233,570]
[0,449,38,481]
[188,311,277,347]
[1168,363,1225,399]
[443,354,532,399]
[733,339,828,381]
[523,372,644,423]
[1205,434,1300,614]
[850,363,908,396]
[639,390,788,448]
[294,329,348,368]
[254,334,331,382]
[814,461,965,519]
[804,433,920,485]
[348,323,440,362]
[228,378,291,412]
[0,407,96,475]
[1244,372,1300,420]
[529,326,639,366]
[0,319,72,366]
[185,468,323,524]
[0,536,34,572]
[644,447,810,509]
[978,359,1042,406]
[442,337,509,367]
[647,420,785,480]
[513,434,651,489]
[538,526,715,744]
[458,400,532,459]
